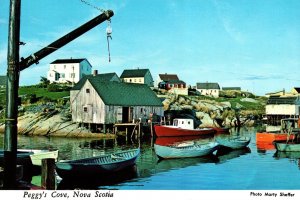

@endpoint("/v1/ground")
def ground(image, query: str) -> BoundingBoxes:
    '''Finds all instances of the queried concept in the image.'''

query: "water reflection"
[274,151,300,170]
[2,126,300,190]
[57,165,138,190]
[216,147,251,163]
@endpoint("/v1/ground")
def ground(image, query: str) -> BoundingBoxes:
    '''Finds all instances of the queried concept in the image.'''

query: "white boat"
[216,136,251,149]
[18,149,59,166]
[154,142,219,159]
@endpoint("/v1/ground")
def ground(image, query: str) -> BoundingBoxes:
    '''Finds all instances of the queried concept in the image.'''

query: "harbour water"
[1,126,300,190]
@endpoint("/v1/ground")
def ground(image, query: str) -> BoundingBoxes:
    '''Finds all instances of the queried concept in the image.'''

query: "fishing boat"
[256,118,300,143]
[55,148,140,179]
[154,118,215,137]
[215,136,251,149]
[256,131,296,143]
[210,127,230,134]
[155,135,213,146]
[154,142,219,159]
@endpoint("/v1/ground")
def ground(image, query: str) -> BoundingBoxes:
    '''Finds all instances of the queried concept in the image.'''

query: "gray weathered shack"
[70,74,163,126]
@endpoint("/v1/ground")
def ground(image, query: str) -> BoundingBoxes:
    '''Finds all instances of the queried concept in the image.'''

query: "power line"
[80,0,105,12]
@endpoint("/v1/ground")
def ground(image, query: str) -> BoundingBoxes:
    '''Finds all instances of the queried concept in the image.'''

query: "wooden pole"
[41,158,56,190]
[19,10,114,71]
[3,0,21,189]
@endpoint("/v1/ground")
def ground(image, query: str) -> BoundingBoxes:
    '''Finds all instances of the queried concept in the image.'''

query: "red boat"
[256,131,296,143]
[155,135,213,146]
[210,127,230,134]
[154,118,215,137]
[256,118,300,143]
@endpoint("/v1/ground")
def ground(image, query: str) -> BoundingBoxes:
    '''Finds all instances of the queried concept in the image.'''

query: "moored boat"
[27,150,59,166]
[274,142,300,152]
[256,118,300,143]
[256,131,296,143]
[215,136,251,149]
[210,127,230,134]
[154,118,215,137]
[154,142,219,159]
[155,135,213,146]
[55,148,140,179]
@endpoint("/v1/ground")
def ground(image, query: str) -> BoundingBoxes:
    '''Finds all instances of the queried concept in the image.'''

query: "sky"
[0,0,300,96]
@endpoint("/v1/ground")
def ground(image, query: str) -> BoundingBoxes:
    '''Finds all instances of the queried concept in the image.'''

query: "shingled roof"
[88,80,162,106]
[159,74,179,81]
[71,73,119,90]
[267,96,298,105]
[197,82,220,90]
[120,69,149,78]
[50,58,88,64]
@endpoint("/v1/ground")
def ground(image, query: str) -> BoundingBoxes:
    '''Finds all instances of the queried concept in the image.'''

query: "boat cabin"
[173,118,194,130]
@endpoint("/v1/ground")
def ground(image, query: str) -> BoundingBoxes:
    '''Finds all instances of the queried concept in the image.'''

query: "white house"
[120,68,154,87]
[196,82,220,98]
[266,96,300,116]
[47,58,92,84]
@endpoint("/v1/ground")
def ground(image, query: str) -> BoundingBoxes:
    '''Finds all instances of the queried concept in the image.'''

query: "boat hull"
[154,125,215,137]
[211,127,230,134]
[55,149,140,179]
[154,142,219,159]
[275,142,300,152]
[216,137,251,149]
[256,132,295,143]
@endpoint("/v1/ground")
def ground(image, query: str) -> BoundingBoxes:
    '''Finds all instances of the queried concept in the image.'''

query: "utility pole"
[4,0,21,189]
[3,0,113,189]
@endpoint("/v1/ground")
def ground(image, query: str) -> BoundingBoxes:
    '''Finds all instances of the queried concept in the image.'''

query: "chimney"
[93,70,98,76]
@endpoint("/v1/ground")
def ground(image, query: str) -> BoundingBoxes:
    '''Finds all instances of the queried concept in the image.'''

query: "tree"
[40,76,50,88]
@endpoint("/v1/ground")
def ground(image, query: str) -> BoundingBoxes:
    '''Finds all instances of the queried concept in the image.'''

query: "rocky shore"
[0,91,265,137]
[161,92,264,128]
[0,106,116,138]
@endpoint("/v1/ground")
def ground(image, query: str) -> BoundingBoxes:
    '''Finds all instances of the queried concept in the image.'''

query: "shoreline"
[0,112,116,139]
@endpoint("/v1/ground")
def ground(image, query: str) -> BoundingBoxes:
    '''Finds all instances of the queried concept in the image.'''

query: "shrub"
[47,84,61,92]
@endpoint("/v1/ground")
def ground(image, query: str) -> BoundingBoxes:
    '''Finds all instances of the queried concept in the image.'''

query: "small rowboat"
[0,149,58,167]
[55,148,140,179]
[216,136,251,149]
[154,142,219,159]
[274,142,300,152]
[18,149,59,166]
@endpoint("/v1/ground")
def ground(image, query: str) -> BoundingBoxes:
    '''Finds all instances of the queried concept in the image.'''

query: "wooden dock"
[113,122,142,138]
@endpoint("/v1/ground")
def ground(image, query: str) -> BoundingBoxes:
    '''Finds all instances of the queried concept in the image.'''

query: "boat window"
[86,89,90,93]
[188,121,190,124]
[182,121,184,124]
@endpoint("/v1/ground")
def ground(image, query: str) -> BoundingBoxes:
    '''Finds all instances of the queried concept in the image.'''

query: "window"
[139,79,141,82]
[60,73,65,78]
[83,107,88,112]
[70,73,75,78]
[129,79,132,82]
[86,89,90,93]
[64,65,66,69]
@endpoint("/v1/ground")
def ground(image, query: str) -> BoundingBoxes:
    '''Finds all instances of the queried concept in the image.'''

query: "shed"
[71,76,163,125]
